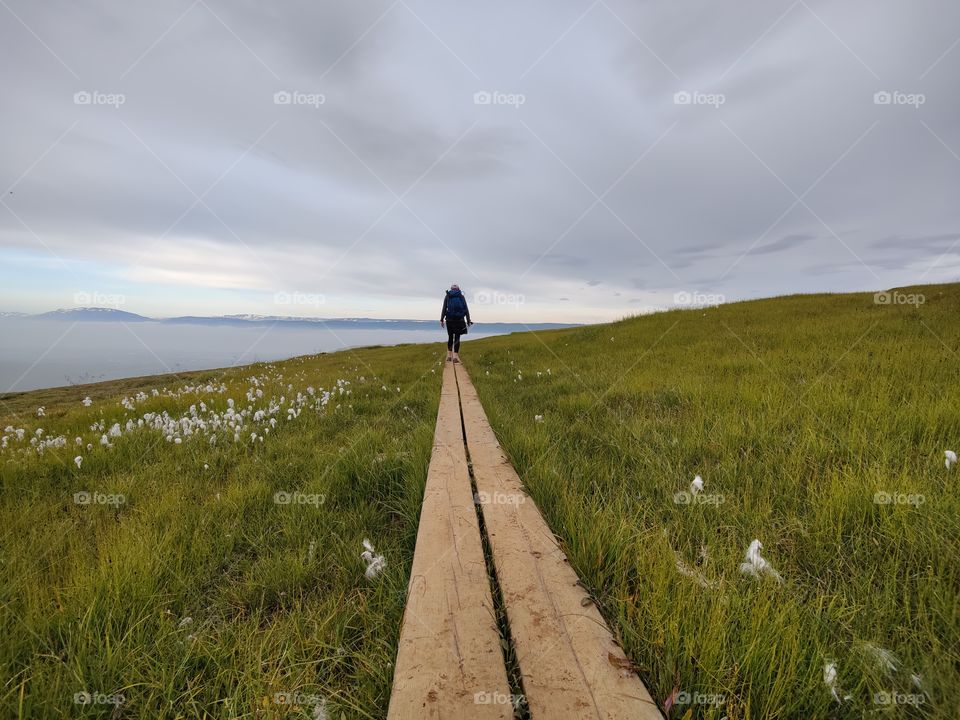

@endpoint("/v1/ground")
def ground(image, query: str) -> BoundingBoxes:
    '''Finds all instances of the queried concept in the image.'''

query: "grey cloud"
[1,0,958,321]
[749,233,817,255]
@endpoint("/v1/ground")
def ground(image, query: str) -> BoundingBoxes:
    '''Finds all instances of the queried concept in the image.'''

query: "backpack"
[446,292,467,319]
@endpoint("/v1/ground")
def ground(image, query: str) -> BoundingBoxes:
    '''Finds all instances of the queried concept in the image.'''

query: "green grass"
[466,283,960,719]
[3,284,959,719]
[0,344,444,718]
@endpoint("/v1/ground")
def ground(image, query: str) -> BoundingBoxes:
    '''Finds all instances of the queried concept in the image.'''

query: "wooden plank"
[455,365,662,720]
[387,362,513,720]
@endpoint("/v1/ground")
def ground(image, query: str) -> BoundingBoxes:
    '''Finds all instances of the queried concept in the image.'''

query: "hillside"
[1,284,958,718]
[466,282,960,718]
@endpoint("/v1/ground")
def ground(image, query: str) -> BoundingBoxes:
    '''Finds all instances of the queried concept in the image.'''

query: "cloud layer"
[1,0,958,321]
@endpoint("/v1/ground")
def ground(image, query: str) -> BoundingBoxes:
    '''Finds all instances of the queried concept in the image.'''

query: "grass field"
[468,283,960,719]
[2,284,959,718]
[0,344,443,718]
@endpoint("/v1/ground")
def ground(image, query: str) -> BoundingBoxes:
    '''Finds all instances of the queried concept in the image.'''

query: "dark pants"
[446,318,467,351]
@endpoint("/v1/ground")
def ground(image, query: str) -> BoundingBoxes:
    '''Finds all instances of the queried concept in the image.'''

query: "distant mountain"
[33,307,151,322]
[159,315,572,332]
[0,311,28,318]
[4,308,577,332]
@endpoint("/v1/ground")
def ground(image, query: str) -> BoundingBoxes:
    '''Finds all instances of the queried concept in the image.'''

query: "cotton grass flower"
[690,475,704,495]
[74,456,83,469]
[738,539,783,583]
[859,642,898,673]
[360,538,386,579]
[823,661,849,702]
[946,450,957,469]
[36,407,45,417]
[534,414,544,423]
[82,397,92,406]
[673,551,717,589]
[823,661,839,702]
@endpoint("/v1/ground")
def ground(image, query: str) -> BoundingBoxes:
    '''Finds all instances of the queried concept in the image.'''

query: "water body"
[0,319,534,392]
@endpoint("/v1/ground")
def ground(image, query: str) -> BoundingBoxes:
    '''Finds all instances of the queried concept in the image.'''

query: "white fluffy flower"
[36,407,45,417]
[534,414,544,423]
[360,538,386,579]
[823,661,850,702]
[82,397,92,407]
[674,551,716,589]
[823,662,838,701]
[74,456,83,469]
[946,450,957,469]
[690,475,704,495]
[860,642,898,673]
[738,539,783,583]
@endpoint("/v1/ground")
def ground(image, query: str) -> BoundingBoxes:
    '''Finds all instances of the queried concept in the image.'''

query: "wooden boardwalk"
[387,362,661,720]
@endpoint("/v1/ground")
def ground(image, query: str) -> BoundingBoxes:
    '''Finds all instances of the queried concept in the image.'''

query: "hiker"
[440,284,472,363]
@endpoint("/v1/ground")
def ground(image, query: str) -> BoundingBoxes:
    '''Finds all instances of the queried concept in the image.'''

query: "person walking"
[440,284,472,363]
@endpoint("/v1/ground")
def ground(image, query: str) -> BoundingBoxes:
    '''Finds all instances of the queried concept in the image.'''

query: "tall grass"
[0,345,443,718]
[467,284,960,719]
[3,285,958,718]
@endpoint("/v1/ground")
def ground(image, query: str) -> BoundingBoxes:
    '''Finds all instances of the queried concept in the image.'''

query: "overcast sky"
[1,0,958,322]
